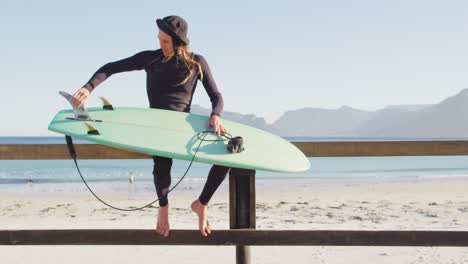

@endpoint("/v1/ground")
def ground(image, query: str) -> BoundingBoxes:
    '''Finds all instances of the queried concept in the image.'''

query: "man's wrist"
[83,84,94,93]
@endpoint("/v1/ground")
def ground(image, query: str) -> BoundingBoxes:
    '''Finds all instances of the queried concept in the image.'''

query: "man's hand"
[206,115,227,137]
[72,87,90,107]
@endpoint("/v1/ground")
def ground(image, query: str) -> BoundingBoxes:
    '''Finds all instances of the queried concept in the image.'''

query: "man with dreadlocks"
[71,15,230,238]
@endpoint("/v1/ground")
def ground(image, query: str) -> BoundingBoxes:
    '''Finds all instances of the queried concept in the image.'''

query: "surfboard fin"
[99,96,114,110]
[84,122,100,135]
[59,91,93,121]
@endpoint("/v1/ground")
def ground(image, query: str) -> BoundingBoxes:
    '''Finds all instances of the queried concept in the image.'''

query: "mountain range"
[191,89,468,138]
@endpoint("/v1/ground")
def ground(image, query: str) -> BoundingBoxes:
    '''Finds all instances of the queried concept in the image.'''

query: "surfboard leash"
[64,131,238,212]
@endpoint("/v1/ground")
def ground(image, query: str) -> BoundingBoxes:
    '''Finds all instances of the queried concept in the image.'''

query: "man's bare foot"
[191,199,211,237]
[156,205,170,237]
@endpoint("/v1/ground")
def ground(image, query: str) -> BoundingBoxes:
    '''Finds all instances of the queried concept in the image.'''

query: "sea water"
[2,137,468,197]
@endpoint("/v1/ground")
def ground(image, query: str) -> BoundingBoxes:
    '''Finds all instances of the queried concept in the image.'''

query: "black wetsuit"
[84,49,230,206]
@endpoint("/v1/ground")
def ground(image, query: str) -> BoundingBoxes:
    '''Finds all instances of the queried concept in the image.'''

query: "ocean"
[2,137,468,197]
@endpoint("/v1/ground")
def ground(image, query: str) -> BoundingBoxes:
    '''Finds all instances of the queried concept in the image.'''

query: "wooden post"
[229,168,256,264]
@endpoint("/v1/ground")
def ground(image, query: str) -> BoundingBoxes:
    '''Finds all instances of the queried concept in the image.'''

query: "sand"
[1,178,468,263]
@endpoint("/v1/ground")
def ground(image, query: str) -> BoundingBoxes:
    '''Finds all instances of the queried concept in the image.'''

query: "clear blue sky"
[1,0,467,136]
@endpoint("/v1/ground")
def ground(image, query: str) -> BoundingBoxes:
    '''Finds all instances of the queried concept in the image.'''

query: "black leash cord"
[65,131,232,211]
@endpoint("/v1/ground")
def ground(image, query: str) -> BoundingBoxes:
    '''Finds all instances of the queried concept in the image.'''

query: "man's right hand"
[72,87,90,107]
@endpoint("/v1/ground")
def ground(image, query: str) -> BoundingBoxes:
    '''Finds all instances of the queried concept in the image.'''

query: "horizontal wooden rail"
[0,144,148,160]
[2,141,468,159]
[296,141,468,157]
[1,229,468,246]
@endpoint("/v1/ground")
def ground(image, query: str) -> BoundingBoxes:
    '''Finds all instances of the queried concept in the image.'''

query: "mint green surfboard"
[48,105,310,173]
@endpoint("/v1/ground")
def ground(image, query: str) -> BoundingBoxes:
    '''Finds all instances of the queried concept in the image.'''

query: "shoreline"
[1,175,468,200]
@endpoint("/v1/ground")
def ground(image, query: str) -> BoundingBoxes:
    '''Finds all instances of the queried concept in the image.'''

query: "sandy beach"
[1,178,468,263]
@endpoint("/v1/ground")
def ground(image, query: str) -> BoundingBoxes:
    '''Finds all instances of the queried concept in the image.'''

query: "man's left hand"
[206,115,227,137]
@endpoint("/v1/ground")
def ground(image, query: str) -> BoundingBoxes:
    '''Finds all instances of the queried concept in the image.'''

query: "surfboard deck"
[48,107,310,173]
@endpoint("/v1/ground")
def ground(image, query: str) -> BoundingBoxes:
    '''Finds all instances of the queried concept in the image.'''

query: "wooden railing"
[3,140,468,159]
[2,140,468,264]
[2,229,468,246]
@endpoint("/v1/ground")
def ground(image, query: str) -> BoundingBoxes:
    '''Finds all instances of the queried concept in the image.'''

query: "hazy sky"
[1,0,467,136]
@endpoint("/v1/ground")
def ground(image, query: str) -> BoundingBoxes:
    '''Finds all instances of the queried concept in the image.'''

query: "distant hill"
[190,104,278,134]
[383,105,431,111]
[371,88,468,137]
[353,106,425,137]
[192,89,468,138]
[271,106,375,137]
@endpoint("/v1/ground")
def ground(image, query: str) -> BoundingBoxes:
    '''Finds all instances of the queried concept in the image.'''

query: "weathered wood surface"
[3,141,468,159]
[1,229,467,246]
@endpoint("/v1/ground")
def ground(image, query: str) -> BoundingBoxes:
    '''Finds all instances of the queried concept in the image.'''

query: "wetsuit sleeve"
[83,51,156,92]
[197,55,224,117]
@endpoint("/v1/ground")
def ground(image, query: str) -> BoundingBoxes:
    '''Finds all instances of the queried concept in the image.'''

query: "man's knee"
[153,156,173,178]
